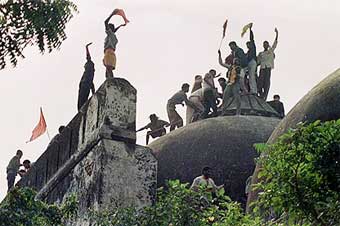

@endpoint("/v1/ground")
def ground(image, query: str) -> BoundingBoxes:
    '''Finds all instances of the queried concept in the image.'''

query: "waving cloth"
[113,9,130,24]
[27,107,47,143]
[219,18,228,49]
[241,22,253,37]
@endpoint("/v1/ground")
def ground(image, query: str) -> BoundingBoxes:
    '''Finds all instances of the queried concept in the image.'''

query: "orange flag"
[27,107,47,143]
[113,8,130,24]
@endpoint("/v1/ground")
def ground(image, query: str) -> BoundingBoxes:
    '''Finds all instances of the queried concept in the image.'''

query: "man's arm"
[249,25,254,42]
[137,124,149,132]
[114,23,126,33]
[190,178,200,191]
[272,28,278,51]
[218,50,231,69]
[160,120,170,127]
[105,10,116,30]
[86,42,92,60]
[280,102,285,117]
[91,83,95,94]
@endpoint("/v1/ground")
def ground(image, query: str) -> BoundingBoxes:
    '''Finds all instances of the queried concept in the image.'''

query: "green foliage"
[0,0,78,69]
[87,180,263,226]
[0,187,78,226]
[254,120,340,225]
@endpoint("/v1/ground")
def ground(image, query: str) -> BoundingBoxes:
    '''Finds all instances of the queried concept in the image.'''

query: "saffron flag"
[113,8,130,24]
[27,107,47,143]
[241,22,253,37]
[222,19,228,38]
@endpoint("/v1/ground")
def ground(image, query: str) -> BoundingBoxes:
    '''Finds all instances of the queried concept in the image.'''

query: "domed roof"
[247,69,340,210]
[149,115,280,205]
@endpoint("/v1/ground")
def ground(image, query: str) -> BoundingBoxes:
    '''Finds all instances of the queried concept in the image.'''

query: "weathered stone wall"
[17,78,157,224]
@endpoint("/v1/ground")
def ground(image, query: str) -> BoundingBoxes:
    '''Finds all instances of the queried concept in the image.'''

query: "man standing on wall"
[228,41,248,94]
[257,28,279,100]
[103,9,128,78]
[202,69,220,118]
[6,150,23,192]
[78,43,95,110]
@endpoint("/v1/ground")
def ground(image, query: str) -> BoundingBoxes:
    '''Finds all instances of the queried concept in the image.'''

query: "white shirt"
[202,73,215,91]
[190,88,203,98]
[190,175,218,192]
[257,39,278,69]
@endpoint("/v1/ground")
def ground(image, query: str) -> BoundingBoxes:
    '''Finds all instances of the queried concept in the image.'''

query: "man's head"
[229,41,237,51]
[16,150,23,159]
[209,69,216,76]
[194,75,202,82]
[202,166,212,178]
[23,160,31,170]
[181,83,190,93]
[273,94,280,101]
[263,41,270,50]
[149,114,158,122]
[108,23,115,32]
[58,126,65,134]
[18,169,26,177]
[218,78,227,86]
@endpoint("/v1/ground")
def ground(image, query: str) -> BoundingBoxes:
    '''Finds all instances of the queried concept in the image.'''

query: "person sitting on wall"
[267,94,285,118]
[137,114,170,145]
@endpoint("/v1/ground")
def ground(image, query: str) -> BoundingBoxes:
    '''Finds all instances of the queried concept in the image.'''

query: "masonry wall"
[17,78,157,224]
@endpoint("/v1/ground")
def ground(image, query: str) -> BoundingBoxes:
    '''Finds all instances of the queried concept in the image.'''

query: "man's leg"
[232,82,241,115]
[222,85,233,113]
[77,85,91,111]
[239,68,248,93]
[146,132,151,145]
[105,66,114,78]
[202,90,211,119]
[263,68,271,101]
[257,69,265,98]
[7,172,16,192]
[248,60,258,94]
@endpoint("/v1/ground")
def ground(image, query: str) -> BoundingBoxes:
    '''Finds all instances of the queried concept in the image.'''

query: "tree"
[0,0,78,69]
[0,187,78,226]
[254,120,340,225]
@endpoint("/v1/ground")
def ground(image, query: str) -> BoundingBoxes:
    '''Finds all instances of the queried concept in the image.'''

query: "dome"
[247,68,340,209]
[149,115,280,204]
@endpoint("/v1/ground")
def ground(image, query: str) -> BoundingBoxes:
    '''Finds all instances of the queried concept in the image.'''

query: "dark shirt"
[247,30,257,63]
[233,47,248,68]
[267,100,285,118]
[80,60,95,86]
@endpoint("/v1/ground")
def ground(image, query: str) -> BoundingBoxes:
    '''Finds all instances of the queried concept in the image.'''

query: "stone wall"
[17,78,157,224]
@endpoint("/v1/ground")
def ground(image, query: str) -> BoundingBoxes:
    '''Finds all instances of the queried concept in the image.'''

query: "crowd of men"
[138,24,285,144]
[6,150,31,192]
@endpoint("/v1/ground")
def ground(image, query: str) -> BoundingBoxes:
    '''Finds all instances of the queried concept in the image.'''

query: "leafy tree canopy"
[254,120,340,226]
[0,0,77,69]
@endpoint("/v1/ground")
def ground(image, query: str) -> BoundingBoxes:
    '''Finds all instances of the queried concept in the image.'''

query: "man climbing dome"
[167,83,200,131]
[6,150,23,192]
[257,28,279,100]
[103,9,129,78]
[202,69,220,119]
[78,43,95,111]
[137,114,170,145]
[191,166,224,194]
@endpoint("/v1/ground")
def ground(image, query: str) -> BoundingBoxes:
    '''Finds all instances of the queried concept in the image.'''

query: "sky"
[0,0,340,198]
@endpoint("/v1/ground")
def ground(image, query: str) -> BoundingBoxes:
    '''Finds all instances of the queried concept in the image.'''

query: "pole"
[46,128,51,141]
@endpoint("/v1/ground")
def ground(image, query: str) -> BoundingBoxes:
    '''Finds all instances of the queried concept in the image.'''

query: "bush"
[254,120,340,225]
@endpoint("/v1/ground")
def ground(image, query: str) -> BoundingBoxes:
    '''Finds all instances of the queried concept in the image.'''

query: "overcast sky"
[0,0,339,198]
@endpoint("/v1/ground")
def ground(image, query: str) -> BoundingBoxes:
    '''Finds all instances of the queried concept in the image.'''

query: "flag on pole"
[27,107,47,143]
[222,19,228,38]
[241,22,253,37]
[113,8,130,24]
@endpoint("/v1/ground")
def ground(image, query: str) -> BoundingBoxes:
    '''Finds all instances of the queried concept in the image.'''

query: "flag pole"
[46,128,51,141]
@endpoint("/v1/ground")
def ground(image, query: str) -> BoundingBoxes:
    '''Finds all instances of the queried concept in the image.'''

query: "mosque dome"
[149,114,281,205]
